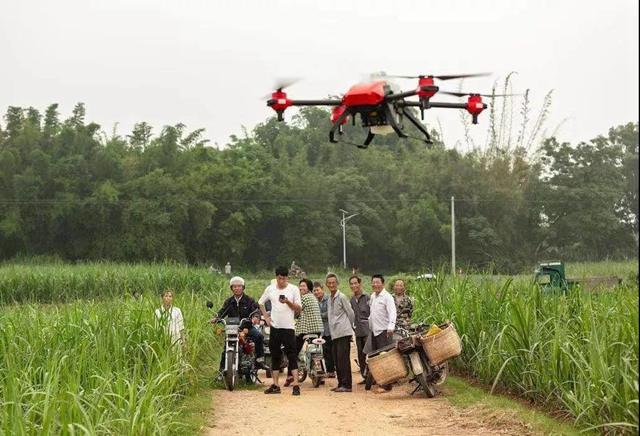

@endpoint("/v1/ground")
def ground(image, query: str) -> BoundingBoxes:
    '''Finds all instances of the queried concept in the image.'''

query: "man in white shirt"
[368,274,397,392]
[155,289,186,350]
[259,266,302,395]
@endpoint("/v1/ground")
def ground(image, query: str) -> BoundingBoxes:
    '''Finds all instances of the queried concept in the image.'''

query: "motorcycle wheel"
[224,350,237,391]
[311,373,322,388]
[298,367,308,383]
[245,371,258,384]
[415,372,436,398]
[434,362,448,385]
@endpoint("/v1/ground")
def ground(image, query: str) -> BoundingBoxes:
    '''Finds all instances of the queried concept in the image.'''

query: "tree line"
[0,103,637,273]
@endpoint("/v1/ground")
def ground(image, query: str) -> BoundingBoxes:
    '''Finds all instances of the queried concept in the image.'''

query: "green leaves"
[0,103,637,270]
[412,275,639,433]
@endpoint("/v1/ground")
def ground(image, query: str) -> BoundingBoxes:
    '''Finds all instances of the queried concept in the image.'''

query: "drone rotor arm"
[290,99,343,106]
[398,101,471,109]
[384,85,439,102]
[427,101,469,109]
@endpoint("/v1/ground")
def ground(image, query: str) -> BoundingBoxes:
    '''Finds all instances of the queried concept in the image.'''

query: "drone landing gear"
[329,108,374,149]
[401,107,433,146]
[359,130,375,149]
[329,108,352,144]
[330,130,375,149]
[384,103,407,139]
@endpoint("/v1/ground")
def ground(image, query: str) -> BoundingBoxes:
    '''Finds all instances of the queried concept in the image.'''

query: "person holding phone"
[259,266,302,395]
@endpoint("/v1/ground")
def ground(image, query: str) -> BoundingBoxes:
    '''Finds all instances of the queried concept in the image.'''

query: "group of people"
[213,266,413,396]
[154,266,415,396]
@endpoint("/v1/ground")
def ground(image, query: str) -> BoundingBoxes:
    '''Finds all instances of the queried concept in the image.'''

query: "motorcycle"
[257,315,287,378]
[296,334,327,387]
[207,302,261,391]
[365,324,448,397]
[397,326,448,397]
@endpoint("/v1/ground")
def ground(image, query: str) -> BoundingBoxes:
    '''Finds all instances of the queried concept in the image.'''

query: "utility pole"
[339,209,359,270]
[451,196,456,276]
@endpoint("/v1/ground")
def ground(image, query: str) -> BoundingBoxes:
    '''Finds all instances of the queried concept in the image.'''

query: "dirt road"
[204,346,536,436]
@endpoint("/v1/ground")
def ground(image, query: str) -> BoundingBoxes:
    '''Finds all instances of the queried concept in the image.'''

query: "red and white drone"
[266,73,513,148]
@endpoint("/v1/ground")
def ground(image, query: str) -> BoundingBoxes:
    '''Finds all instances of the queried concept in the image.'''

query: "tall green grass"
[412,275,639,434]
[0,262,220,304]
[563,261,638,281]
[0,286,228,434]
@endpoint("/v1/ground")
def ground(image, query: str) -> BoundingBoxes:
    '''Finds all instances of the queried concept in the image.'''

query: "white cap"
[229,276,245,287]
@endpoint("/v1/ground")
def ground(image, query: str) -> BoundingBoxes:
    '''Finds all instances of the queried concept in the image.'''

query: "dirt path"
[204,345,537,436]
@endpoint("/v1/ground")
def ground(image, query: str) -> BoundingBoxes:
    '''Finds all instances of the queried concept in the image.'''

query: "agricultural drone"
[265,73,514,148]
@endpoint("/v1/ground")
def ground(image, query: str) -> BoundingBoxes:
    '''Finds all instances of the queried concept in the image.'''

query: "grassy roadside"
[178,385,216,434]
[442,375,587,435]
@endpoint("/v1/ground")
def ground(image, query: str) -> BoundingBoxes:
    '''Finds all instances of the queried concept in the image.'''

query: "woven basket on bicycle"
[419,322,462,365]
[367,347,408,385]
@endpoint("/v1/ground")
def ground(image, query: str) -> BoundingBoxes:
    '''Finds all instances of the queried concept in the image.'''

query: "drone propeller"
[439,90,520,98]
[261,77,301,99]
[386,72,491,80]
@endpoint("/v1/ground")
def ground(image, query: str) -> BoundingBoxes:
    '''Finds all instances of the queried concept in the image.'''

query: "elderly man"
[349,275,370,382]
[327,273,355,392]
[213,276,268,376]
[368,274,397,393]
[314,281,335,378]
[393,278,414,330]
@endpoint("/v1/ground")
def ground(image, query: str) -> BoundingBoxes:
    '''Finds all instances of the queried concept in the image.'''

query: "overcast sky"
[1,0,638,150]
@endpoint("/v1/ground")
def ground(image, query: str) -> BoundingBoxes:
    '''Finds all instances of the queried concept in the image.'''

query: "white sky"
[1,0,638,150]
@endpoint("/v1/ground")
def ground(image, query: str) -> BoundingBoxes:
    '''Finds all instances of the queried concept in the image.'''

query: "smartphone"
[279,294,286,302]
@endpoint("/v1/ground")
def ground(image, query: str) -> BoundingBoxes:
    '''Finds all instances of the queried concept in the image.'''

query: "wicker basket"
[419,322,462,365]
[367,347,408,385]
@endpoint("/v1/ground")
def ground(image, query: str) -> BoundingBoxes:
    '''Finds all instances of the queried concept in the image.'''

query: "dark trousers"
[331,336,352,389]
[250,329,265,359]
[269,328,297,371]
[355,335,367,377]
[322,336,335,372]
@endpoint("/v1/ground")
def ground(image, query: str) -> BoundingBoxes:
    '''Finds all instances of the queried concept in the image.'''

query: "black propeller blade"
[439,90,520,98]
[386,72,491,80]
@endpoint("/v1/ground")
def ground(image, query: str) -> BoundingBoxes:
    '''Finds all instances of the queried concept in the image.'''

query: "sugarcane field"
[0,1,638,435]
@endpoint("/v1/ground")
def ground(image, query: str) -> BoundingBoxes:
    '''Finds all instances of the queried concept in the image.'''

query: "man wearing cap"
[215,276,268,374]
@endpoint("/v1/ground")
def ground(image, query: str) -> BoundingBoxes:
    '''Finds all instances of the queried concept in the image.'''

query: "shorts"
[269,327,297,371]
